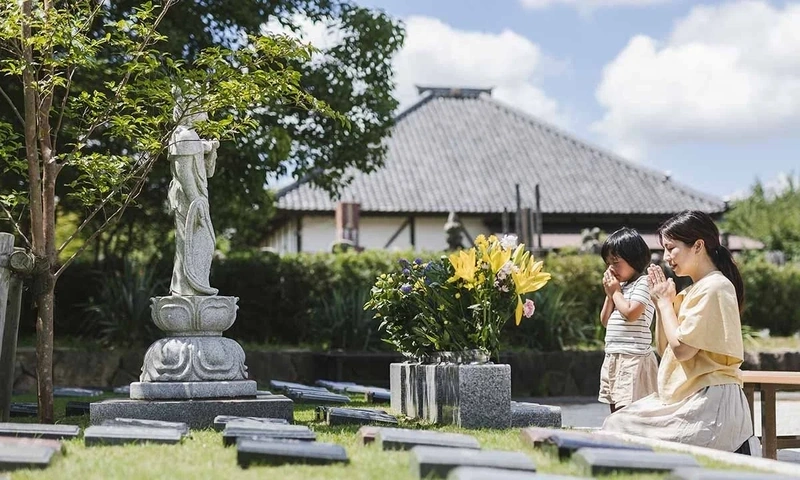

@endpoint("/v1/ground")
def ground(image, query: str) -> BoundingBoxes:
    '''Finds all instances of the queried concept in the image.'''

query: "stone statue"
[167,88,220,296]
[444,211,464,250]
[129,88,254,400]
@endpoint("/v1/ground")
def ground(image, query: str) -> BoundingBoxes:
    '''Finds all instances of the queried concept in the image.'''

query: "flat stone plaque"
[377,428,480,451]
[314,380,357,392]
[237,438,349,468]
[0,436,63,454]
[0,445,55,471]
[411,446,536,479]
[511,402,561,428]
[213,415,289,431]
[343,385,389,395]
[0,422,80,439]
[326,407,398,426]
[357,425,383,445]
[129,380,257,400]
[223,424,316,446]
[9,403,37,417]
[83,425,183,446]
[65,401,89,416]
[101,418,189,436]
[270,380,328,392]
[542,430,652,459]
[667,468,799,480]
[285,388,350,404]
[366,390,391,404]
[573,447,699,476]
[447,467,583,480]
[519,427,559,448]
[53,387,103,397]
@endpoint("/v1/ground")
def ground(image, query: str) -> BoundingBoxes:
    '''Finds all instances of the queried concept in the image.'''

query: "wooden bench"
[741,370,800,459]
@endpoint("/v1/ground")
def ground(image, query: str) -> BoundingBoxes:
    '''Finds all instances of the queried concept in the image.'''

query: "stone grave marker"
[357,425,382,445]
[222,423,316,446]
[213,415,289,431]
[510,402,561,428]
[411,446,537,479]
[314,380,357,392]
[343,385,389,395]
[112,385,130,395]
[9,403,37,417]
[377,428,480,451]
[525,428,652,459]
[65,401,89,416]
[366,390,391,404]
[573,447,699,476]
[0,422,80,440]
[326,407,398,426]
[237,438,349,468]
[0,436,64,454]
[269,380,327,392]
[83,425,183,446]
[256,390,272,396]
[667,468,799,480]
[0,445,56,471]
[447,466,583,480]
[53,387,103,397]
[284,388,350,405]
[101,418,189,436]
[519,427,557,448]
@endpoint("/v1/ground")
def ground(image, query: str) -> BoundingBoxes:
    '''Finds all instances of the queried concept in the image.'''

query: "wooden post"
[0,233,35,421]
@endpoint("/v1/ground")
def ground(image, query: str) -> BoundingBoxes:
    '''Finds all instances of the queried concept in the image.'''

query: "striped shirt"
[604,275,655,355]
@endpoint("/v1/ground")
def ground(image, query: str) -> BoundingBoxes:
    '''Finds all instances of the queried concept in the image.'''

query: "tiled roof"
[276,87,725,215]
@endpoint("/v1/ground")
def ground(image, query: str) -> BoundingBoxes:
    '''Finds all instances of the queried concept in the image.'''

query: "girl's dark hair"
[600,227,651,275]
[657,210,744,310]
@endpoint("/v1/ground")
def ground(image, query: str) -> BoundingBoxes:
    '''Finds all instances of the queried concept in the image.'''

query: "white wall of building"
[266,213,491,254]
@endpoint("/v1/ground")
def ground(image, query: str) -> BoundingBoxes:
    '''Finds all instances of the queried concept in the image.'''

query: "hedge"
[16,250,800,350]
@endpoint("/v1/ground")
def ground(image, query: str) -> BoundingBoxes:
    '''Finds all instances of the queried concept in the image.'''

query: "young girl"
[603,210,759,455]
[598,227,658,412]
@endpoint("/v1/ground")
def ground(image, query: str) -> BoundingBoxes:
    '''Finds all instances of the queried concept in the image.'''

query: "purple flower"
[399,258,410,268]
[402,268,411,276]
[400,283,413,294]
[414,258,423,265]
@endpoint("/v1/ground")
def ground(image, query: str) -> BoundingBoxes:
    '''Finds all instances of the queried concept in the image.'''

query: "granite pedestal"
[89,394,293,429]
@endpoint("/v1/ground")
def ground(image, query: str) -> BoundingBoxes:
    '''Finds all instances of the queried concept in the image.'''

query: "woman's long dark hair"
[657,210,744,310]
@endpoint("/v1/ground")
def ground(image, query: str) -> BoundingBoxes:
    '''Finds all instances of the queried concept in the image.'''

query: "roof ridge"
[478,95,724,209]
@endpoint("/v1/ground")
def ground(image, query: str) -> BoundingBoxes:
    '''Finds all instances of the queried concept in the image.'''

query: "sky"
[288,0,800,200]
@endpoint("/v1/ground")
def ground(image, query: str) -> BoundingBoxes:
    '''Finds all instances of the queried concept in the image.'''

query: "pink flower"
[523,299,535,318]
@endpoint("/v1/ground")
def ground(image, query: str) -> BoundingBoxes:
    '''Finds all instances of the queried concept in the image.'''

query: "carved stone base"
[130,380,257,400]
[140,336,248,382]
[151,295,238,335]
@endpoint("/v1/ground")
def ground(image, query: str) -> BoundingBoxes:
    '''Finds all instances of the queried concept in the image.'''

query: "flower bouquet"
[365,234,551,360]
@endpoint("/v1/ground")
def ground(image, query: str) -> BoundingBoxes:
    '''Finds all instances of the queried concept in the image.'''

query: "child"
[598,227,658,412]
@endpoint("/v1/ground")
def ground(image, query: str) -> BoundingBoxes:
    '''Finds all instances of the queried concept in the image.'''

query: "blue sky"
[350,0,800,199]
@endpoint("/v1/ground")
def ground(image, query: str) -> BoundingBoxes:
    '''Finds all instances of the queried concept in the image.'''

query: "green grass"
[4,393,766,480]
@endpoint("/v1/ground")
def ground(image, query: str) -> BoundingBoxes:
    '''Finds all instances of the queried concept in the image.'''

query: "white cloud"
[393,16,568,126]
[264,14,568,128]
[520,0,671,10]
[593,1,800,159]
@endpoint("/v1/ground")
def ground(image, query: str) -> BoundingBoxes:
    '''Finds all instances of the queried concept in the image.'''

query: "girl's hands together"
[602,267,621,297]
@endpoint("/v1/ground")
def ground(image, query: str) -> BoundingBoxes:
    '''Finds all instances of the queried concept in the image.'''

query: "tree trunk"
[34,272,55,423]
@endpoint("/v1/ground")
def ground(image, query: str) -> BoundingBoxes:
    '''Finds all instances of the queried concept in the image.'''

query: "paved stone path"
[520,394,800,463]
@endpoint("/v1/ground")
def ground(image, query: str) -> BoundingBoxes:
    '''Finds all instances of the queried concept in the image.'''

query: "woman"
[602,210,759,455]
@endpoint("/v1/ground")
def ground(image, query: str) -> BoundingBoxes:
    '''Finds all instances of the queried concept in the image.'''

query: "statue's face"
[183,110,208,125]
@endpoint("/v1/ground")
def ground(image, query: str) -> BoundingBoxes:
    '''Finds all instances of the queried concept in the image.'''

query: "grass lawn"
[5,393,761,480]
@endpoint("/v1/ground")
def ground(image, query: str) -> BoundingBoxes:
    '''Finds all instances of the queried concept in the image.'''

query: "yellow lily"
[448,248,477,287]
[511,257,551,325]
[487,246,511,274]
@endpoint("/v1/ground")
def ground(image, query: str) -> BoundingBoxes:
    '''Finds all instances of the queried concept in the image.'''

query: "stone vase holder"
[130,295,257,400]
[390,359,511,429]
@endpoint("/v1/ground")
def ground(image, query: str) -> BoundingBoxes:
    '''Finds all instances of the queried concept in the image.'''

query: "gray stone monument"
[90,89,293,427]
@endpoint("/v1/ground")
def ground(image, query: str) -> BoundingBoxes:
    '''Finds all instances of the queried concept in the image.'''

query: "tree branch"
[0,85,24,125]
[0,203,31,248]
